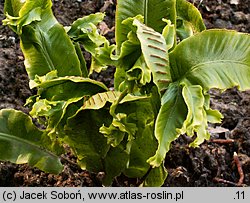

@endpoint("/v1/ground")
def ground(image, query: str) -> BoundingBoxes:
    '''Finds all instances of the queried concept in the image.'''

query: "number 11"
[236,191,245,200]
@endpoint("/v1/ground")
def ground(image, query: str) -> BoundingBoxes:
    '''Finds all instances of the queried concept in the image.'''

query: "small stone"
[8,36,16,45]
[230,0,239,5]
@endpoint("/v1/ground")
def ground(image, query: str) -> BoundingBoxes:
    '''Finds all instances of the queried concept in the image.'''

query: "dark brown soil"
[0,0,249,187]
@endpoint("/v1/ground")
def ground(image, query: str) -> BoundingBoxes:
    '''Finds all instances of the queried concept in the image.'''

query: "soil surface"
[0,0,249,187]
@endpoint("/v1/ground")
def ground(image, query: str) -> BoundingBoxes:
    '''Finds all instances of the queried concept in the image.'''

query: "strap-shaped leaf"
[147,83,187,167]
[170,30,250,91]
[0,109,63,174]
[116,0,176,49]
[32,71,107,89]
[3,0,82,80]
[82,91,120,110]
[82,91,149,110]
[133,19,172,94]
[31,73,108,101]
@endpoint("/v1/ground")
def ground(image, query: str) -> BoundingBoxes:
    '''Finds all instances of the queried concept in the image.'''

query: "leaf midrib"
[144,0,148,25]
[162,88,182,140]
[184,59,249,78]
[0,132,57,158]
[37,25,55,71]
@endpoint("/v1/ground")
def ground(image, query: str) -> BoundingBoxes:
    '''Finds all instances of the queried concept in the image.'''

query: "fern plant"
[1,0,250,186]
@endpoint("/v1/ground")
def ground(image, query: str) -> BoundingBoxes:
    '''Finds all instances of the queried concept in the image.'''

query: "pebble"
[230,0,239,5]
[8,36,16,45]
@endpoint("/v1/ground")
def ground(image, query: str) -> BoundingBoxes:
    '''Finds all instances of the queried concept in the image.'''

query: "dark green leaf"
[3,0,82,80]
[0,109,63,174]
